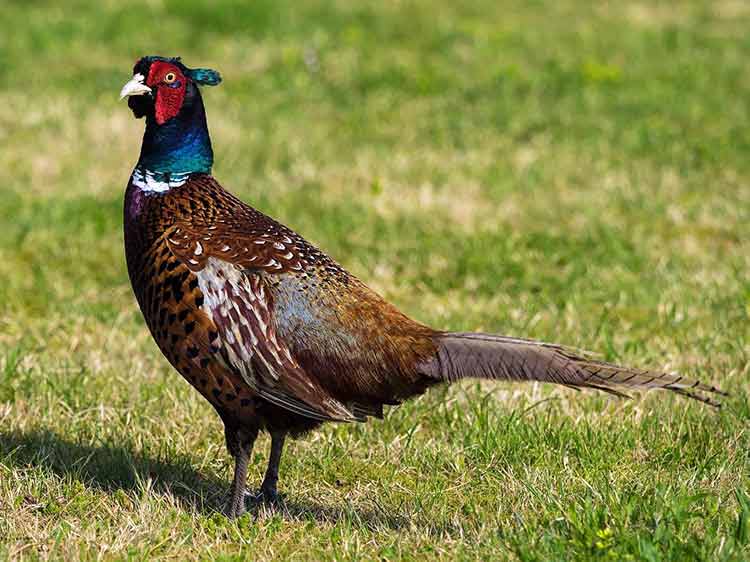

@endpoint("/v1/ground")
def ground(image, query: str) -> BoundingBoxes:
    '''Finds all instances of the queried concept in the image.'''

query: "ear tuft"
[187,68,222,86]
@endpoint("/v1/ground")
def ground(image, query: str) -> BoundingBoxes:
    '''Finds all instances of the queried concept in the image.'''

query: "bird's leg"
[257,430,286,503]
[224,426,258,519]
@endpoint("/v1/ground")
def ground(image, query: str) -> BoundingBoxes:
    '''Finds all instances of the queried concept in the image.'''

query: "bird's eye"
[164,72,177,84]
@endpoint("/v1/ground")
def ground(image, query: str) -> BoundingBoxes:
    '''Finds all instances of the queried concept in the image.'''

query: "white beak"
[119,73,152,100]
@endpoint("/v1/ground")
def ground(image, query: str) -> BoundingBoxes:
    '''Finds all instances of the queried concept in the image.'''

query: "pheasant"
[120,56,726,518]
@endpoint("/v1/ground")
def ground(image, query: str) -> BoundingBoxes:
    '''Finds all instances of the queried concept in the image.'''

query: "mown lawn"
[1,0,749,559]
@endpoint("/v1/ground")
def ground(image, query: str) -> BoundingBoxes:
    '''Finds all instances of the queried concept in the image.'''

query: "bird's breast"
[128,238,260,423]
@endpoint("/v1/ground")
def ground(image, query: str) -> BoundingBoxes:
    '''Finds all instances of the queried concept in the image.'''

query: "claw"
[246,487,283,505]
[223,498,247,519]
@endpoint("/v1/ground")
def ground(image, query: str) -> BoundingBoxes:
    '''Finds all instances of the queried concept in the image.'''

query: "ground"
[1,0,749,560]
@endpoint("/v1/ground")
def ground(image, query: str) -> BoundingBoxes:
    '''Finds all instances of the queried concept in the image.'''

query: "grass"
[1,0,749,559]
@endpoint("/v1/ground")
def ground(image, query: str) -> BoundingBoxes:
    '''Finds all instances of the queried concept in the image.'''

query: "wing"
[166,226,360,422]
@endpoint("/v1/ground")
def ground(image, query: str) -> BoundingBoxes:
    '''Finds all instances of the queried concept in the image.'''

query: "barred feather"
[422,332,727,407]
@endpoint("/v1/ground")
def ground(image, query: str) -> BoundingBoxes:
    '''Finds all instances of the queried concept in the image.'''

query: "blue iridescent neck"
[136,84,213,176]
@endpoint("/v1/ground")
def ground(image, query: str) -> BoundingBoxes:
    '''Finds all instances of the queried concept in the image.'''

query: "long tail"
[420,332,727,407]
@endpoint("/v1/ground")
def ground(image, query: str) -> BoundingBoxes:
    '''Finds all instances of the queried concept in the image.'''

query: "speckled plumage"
[125,175,436,431]
[121,56,726,518]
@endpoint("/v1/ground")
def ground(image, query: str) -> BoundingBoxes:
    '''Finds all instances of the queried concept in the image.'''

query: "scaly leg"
[257,430,286,503]
[224,426,258,518]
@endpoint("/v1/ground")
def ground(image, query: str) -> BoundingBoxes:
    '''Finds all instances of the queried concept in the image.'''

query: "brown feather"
[420,332,726,407]
[125,174,725,443]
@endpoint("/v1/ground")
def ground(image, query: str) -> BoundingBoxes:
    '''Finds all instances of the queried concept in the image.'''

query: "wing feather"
[168,231,358,422]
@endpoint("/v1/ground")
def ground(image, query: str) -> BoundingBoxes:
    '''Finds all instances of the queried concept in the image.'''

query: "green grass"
[2,0,749,559]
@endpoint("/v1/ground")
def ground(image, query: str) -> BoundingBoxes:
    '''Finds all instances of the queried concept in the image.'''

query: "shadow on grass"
[0,428,409,530]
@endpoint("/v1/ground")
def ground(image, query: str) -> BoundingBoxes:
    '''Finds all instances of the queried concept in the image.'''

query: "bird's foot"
[245,486,283,506]
[223,497,247,519]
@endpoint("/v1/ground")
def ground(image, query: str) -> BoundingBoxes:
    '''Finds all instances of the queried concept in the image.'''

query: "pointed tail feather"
[420,332,727,407]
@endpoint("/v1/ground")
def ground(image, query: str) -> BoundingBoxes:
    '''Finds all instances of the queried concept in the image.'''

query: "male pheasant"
[120,56,726,518]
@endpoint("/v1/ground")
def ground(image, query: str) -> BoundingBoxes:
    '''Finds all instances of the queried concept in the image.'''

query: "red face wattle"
[146,61,188,125]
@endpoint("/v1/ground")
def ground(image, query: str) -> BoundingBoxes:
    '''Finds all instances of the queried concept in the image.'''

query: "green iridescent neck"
[137,83,213,175]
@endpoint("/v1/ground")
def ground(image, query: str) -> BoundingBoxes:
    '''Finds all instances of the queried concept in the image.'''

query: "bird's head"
[120,56,222,125]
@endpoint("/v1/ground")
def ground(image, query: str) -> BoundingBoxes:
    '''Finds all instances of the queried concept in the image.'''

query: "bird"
[120,55,726,518]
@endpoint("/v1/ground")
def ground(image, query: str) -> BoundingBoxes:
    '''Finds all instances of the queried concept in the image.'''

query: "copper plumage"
[121,56,726,518]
